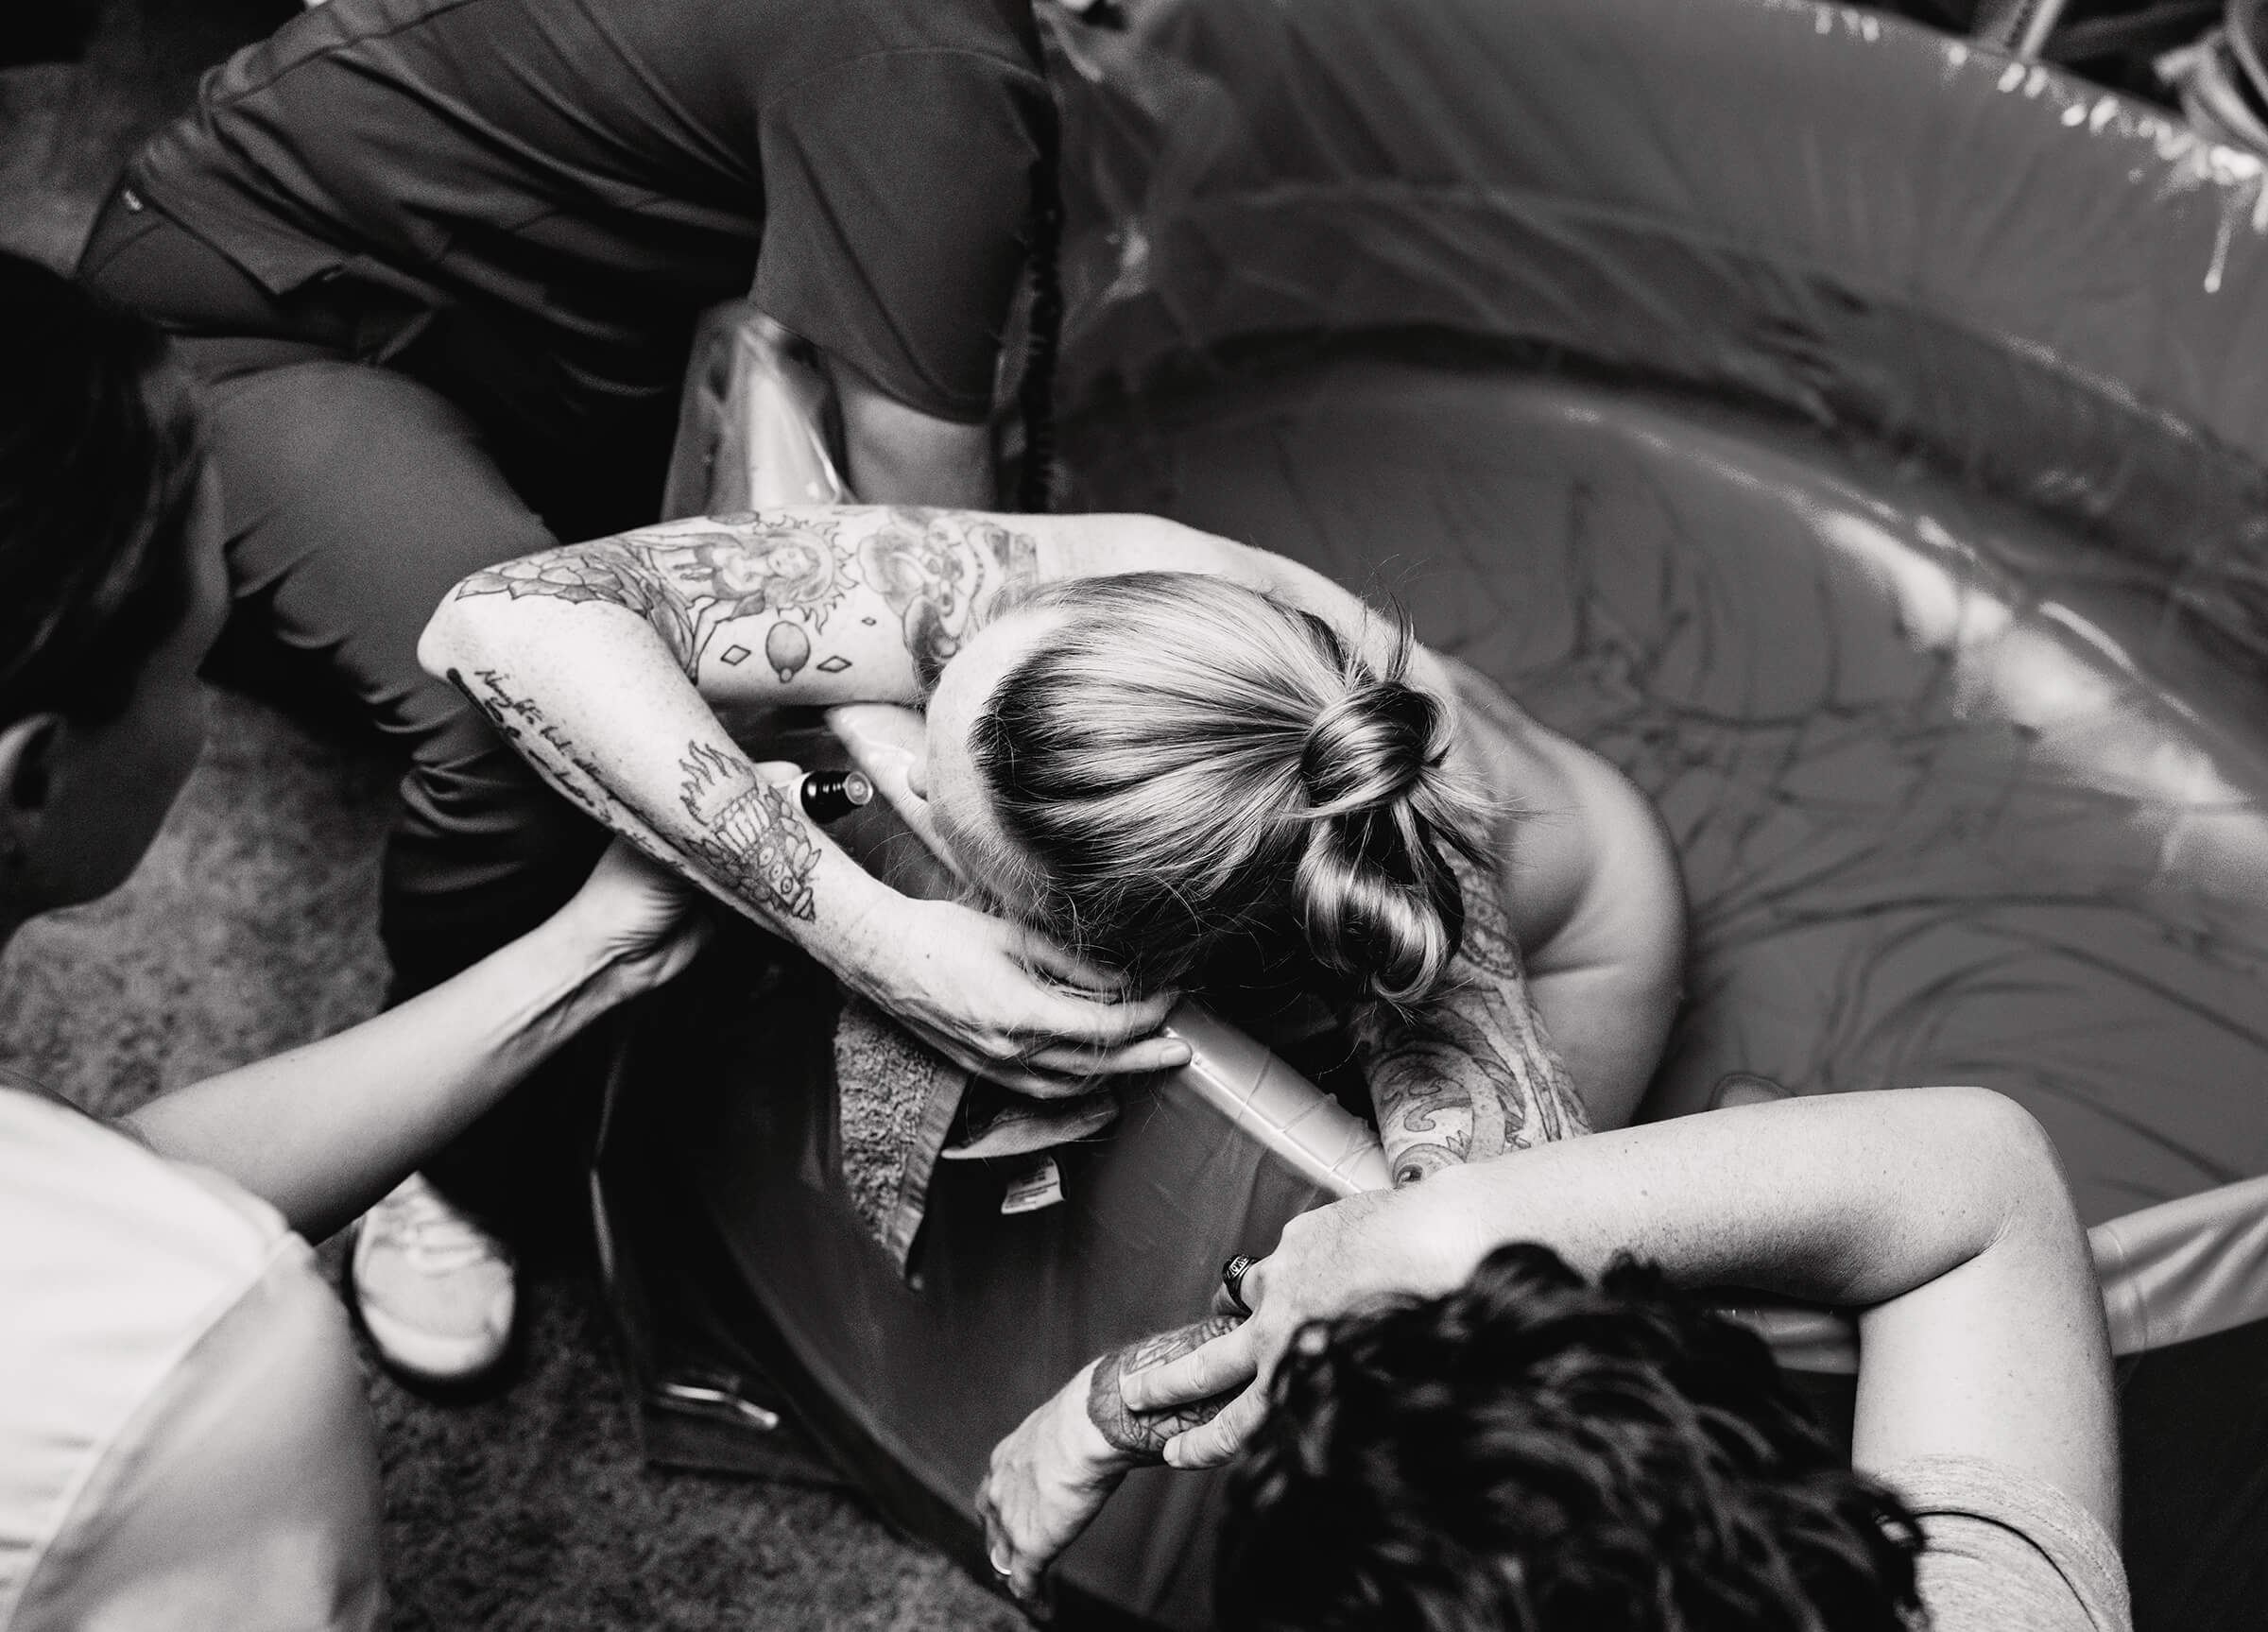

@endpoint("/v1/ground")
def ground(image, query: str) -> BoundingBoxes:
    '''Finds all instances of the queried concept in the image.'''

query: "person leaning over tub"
[417,506,1687,1168]
[0,256,705,1630]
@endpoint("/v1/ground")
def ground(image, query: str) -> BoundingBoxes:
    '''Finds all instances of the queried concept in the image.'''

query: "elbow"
[416,582,489,685]
[1929,1085,2072,1239]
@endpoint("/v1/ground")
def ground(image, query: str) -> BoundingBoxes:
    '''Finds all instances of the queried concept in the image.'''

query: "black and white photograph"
[3,0,2263,1626]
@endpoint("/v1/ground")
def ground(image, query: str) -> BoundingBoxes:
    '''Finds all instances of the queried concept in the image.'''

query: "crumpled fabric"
[832,999,1121,1276]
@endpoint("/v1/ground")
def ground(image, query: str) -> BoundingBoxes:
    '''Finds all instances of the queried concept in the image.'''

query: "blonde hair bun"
[967,573,1487,1005]
[1294,672,1469,1003]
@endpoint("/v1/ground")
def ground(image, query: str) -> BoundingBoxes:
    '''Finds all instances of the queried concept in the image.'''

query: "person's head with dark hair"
[1218,1243,1925,1632]
[0,251,224,925]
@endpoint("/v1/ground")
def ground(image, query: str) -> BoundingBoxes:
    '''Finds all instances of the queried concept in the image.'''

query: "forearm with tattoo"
[447,666,821,927]
[676,743,818,921]
[433,507,1043,934]
[450,665,662,842]
[1352,847,1589,1186]
[1087,1316,1244,1464]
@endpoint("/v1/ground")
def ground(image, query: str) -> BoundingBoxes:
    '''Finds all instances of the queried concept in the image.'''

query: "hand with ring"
[1220,1254,1257,1316]
[1126,1184,1479,1469]
[975,1360,1135,1614]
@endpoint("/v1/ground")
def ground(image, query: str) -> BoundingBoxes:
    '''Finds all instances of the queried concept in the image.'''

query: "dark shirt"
[130,0,1047,423]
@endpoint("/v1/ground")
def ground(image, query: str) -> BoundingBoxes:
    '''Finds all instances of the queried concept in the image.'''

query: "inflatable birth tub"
[597,3,2268,1626]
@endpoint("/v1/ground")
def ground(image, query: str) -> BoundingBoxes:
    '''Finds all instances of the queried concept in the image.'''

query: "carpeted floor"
[0,6,1022,1627]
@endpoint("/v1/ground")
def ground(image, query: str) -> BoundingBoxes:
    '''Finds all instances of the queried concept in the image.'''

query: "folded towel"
[832,998,1123,1276]
[832,995,967,1275]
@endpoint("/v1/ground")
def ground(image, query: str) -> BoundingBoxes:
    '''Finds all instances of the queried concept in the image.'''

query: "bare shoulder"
[1441,662,1683,973]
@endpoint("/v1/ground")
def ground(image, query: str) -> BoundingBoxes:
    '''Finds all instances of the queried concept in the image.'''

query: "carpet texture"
[1,0,1024,1621]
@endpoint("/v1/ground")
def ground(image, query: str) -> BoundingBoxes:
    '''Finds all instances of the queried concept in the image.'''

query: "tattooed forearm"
[452,663,823,927]
[451,667,621,824]
[1352,847,1587,1186]
[1086,1316,1243,1464]
[677,742,819,922]
[449,665,721,894]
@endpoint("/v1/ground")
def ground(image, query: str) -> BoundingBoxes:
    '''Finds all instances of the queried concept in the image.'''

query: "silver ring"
[1221,1254,1256,1316]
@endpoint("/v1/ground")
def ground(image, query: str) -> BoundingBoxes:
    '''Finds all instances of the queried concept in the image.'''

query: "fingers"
[1018,1034,1194,1080]
[1163,1380,1269,1469]
[968,1064,1102,1101]
[1118,1321,1259,1413]
[1011,1555,1050,1617]
[974,1481,1051,1620]
[1208,1248,1274,1330]
[1018,980,1179,1048]
[1012,929,1134,994]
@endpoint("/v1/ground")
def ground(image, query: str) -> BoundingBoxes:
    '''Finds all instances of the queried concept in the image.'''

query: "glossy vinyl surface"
[1069,356,2268,1228]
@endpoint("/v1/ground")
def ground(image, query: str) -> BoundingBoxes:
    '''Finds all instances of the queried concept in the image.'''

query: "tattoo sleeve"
[1351,846,1589,1186]
[1086,1316,1245,1464]
[435,507,1045,940]
[676,742,818,922]
[446,507,1042,694]
[858,507,1042,685]
[447,665,822,928]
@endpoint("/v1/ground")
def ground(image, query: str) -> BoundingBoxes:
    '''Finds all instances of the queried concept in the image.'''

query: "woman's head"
[0,252,222,923]
[919,573,1489,1004]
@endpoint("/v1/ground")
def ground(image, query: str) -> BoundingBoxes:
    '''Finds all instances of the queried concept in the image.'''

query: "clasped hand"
[834,894,1191,1095]
[1118,1185,1470,1468]
[972,1182,1476,1611]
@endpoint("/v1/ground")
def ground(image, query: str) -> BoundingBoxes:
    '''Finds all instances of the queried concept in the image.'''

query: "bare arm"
[121,845,702,1242]
[977,1314,1245,1606]
[421,512,1183,1093]
[1349,845,1591,1185]
[1509,738,1686,1129]
[829,354,996,507]
[1124,1088,2119,1546]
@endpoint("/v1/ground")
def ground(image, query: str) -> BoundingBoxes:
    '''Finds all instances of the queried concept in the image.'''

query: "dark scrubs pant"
[81,191,666,1236]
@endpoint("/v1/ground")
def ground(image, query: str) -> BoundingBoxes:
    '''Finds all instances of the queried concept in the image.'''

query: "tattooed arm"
[421,508,1047,918]
[429,507,1044,703]
[422,507,1043,929]
[421,510,1189,1095]
[977,1316,1243,1603]
[1349,846,1592,1187]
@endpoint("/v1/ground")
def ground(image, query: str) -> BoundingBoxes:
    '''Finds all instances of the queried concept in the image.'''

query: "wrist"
[787,862,893,974]
[517,904,644,1022]
[1064,1361,1143,1479]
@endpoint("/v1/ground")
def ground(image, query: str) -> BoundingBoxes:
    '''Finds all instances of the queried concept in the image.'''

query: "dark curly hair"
[1,251,202,725]
[1218,1244,1924,1632]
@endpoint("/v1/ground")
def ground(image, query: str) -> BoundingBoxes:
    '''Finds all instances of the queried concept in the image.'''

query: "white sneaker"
[350,1173,517,1384]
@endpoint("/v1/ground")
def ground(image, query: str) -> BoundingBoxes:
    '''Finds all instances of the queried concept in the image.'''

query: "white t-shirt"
[0,1085,384,1632]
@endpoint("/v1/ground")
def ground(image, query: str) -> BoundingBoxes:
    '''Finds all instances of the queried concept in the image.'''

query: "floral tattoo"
[448,507,1040,687]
